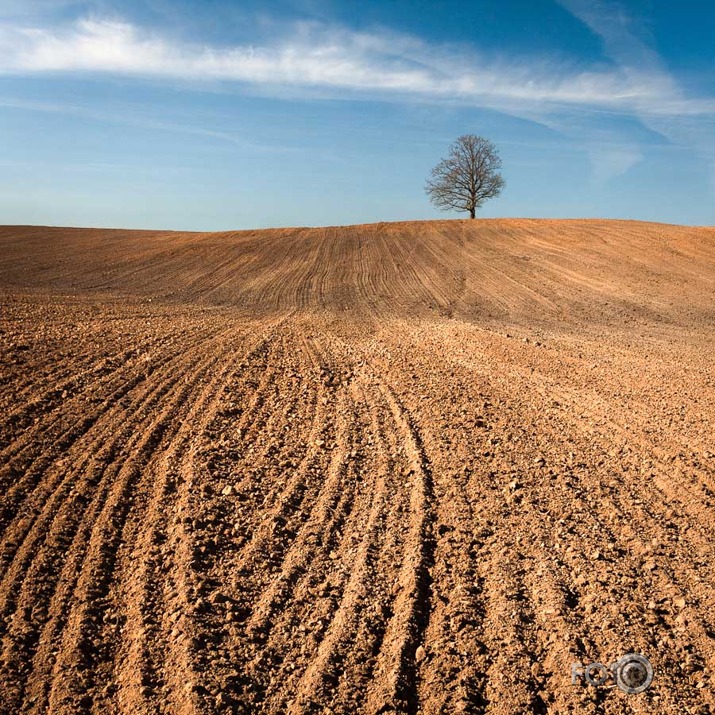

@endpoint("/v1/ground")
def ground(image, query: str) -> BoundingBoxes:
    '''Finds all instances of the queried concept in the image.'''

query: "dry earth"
[1,218,714,715]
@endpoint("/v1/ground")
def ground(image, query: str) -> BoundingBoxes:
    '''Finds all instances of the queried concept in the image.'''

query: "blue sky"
[0,0,713,229]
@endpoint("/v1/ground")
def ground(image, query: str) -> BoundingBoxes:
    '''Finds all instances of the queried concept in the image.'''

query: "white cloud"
[588,144,643,184]
[563,2,715,118]
[0,94,299,154]
[1,11,713,188]
[0,16,712,120]
[557,0,715,182]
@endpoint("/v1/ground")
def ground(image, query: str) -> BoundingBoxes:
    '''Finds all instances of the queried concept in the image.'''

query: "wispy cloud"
[0,16,713,120]
[588,144,643,185]
[0,94,294,153]
[2,9,714,190]
[556,1,715,121]
[557,0,715,181]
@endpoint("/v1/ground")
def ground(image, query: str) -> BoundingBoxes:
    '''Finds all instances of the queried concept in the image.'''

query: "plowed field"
[1,219,714,714]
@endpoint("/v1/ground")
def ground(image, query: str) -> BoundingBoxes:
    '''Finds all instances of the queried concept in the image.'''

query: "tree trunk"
[469,207,475,219]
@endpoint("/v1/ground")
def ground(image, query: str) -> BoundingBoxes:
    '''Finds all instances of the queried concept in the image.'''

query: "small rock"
[221,485,236,496]
[221,671,242,687]
[415,645,426,662]
[673,597,686,610]
[216,691,236,708]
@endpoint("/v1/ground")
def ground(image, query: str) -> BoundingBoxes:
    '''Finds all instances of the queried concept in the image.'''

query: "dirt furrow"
[2,218,714,714]
[0,323,213,589]
[285,376,394,713]
[0,327,227,712]
[105,326,278,715]
[363,377,435,715]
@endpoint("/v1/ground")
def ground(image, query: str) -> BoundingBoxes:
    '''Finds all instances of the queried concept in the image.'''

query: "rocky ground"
[0,219,714,714]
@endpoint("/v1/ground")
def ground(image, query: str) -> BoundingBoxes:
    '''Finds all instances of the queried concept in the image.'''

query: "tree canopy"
[425,134,505,219]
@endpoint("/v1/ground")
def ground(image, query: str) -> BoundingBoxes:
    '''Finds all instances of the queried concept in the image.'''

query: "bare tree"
[425,135,505,219]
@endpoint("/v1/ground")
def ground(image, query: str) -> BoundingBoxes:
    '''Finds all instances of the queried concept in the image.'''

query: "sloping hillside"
[1,219,714,715]
[1,219,714,325]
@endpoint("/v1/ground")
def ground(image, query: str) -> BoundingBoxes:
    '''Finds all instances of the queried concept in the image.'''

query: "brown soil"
[1,218,714,714]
